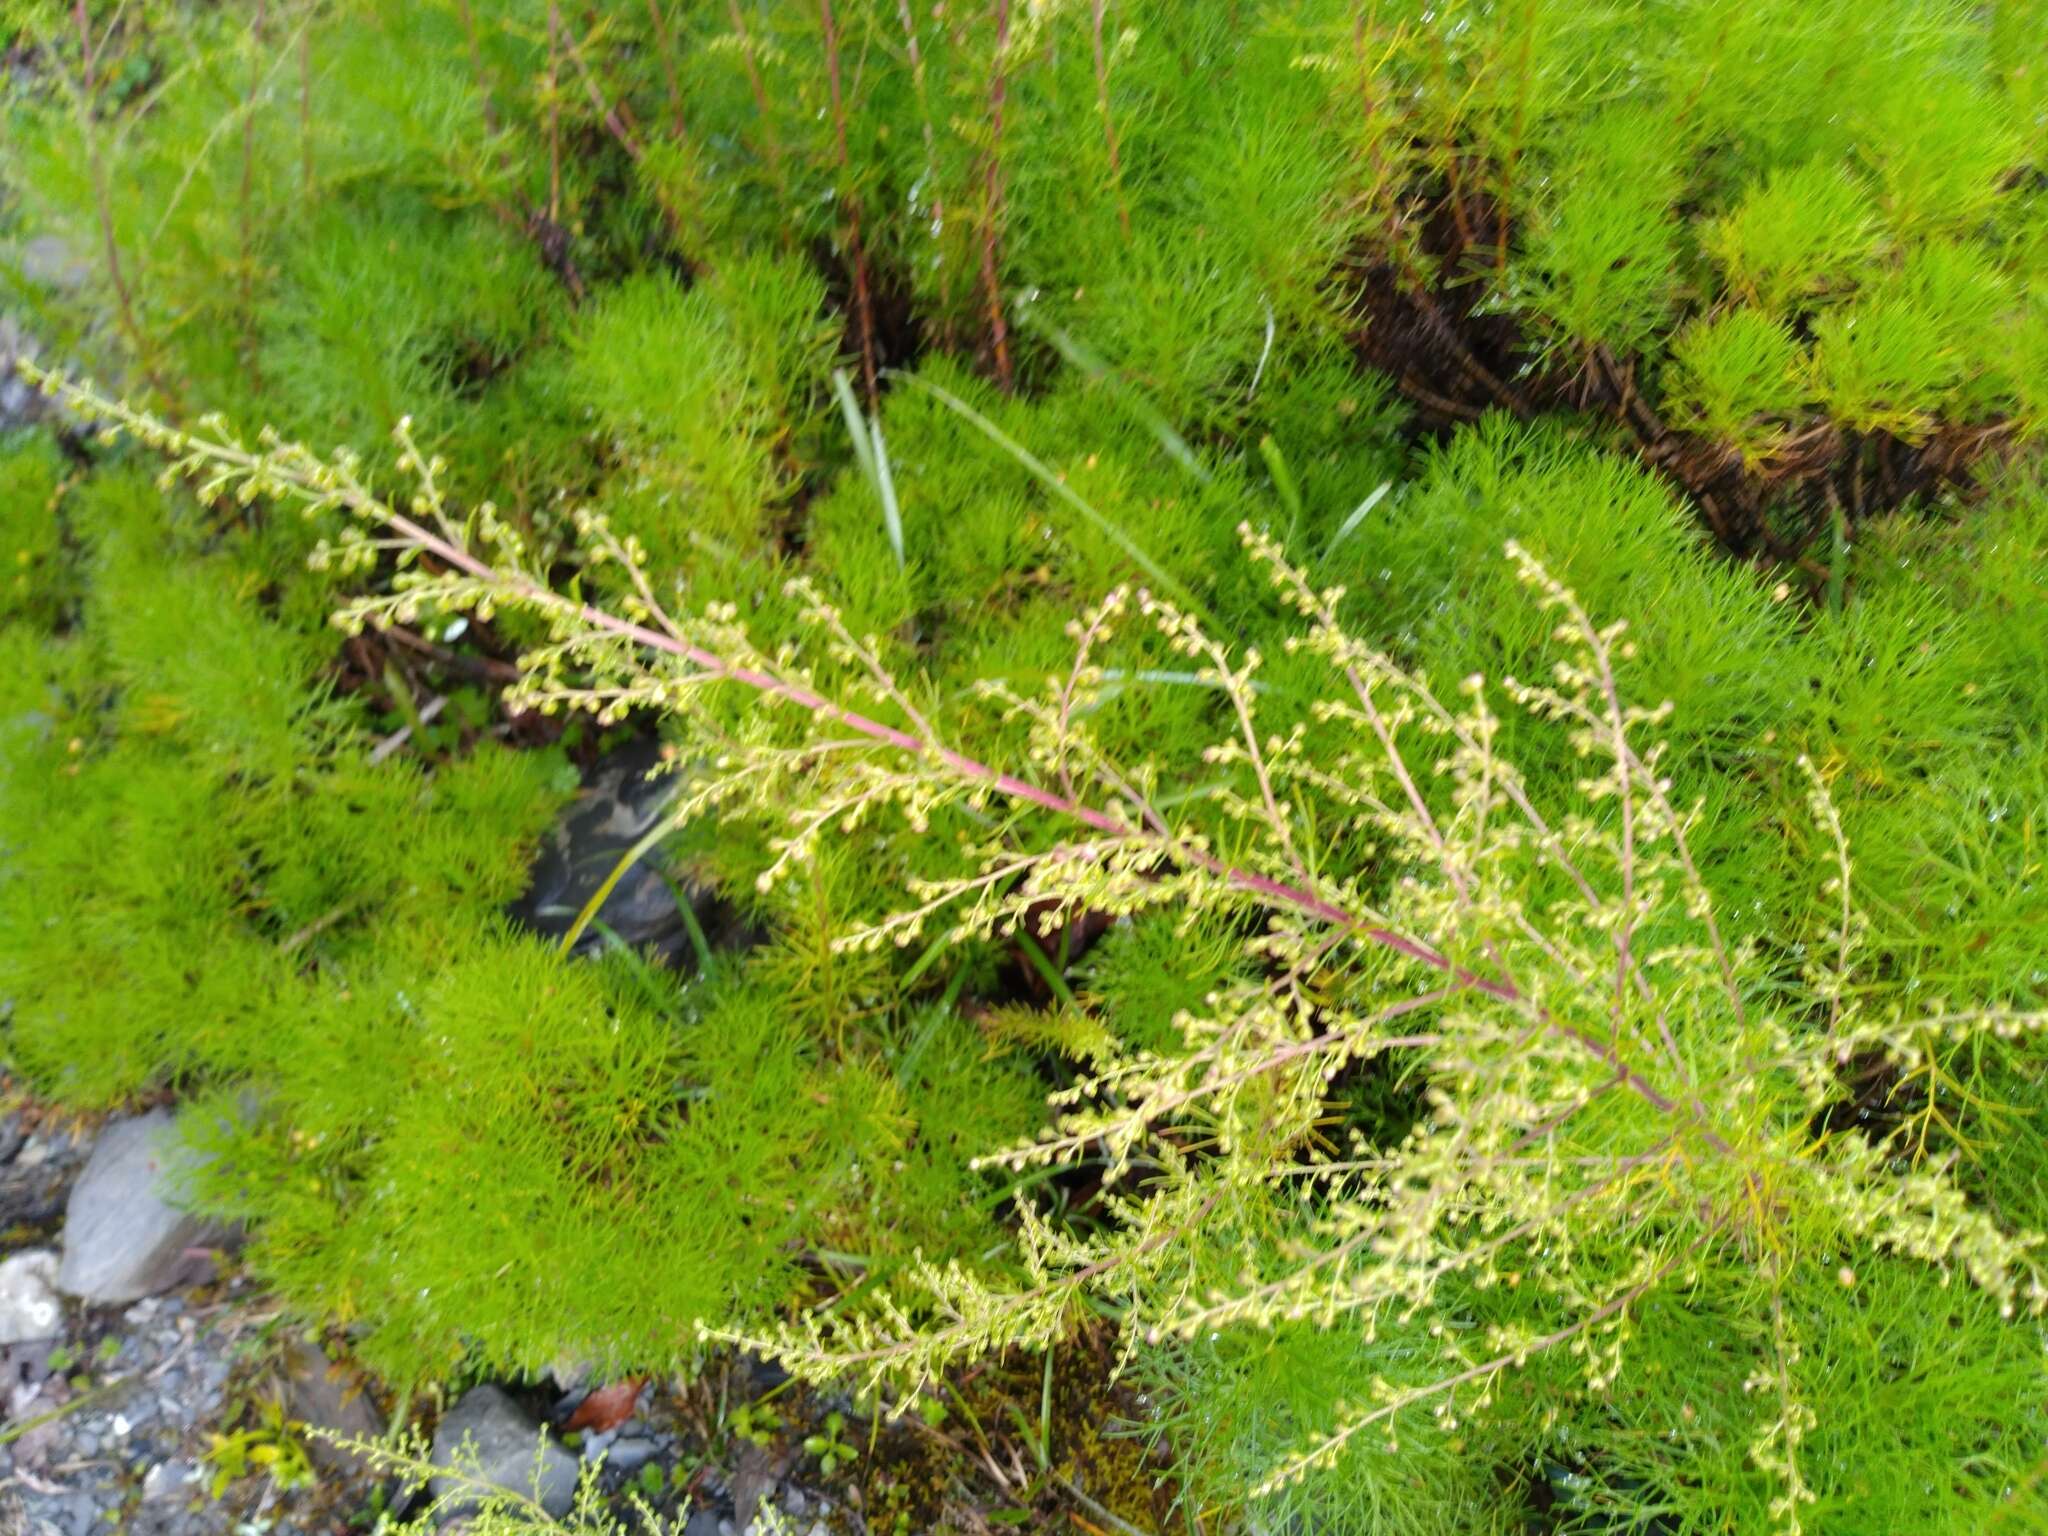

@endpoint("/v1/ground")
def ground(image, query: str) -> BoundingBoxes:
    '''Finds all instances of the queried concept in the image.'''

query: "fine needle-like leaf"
[1324,480,1393,562]
[831,367,904,570]
[889,369,1209,618]
[1014,302,1213,484]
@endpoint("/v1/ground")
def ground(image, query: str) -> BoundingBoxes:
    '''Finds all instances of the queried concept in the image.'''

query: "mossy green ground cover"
[3,2,2046,1530]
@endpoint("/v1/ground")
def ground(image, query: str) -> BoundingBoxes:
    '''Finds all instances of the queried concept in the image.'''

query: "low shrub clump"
[3,2,2045,1531]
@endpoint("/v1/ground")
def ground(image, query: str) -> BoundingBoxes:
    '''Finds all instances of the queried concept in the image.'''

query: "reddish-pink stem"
[375,502,1705,1139]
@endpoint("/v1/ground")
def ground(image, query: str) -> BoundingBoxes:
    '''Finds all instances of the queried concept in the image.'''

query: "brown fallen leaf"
[565,1378,644,1434]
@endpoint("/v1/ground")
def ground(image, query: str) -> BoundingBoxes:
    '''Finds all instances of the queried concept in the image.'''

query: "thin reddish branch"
[72,2,183,414]
[980,0,1014,391]
[644,0,686,142]
[566,33,645,161]
[450,0,587,301]
[1089,0,1132,240]
[1495,0,1535,273]
[896,0,943,229]
[544,3,564,223]
[450,0,500,132]
[728,0,796,251]
[559,9,701,272]
[365,501,1708,1145]
[559,11,699,268]
[819,0,880,401]
[299,19,314,196]
[238,0,269,389]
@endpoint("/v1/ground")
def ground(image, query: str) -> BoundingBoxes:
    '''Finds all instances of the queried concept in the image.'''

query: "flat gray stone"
[0,1250,63,1343]
[56,1112,232,1305]
[604,1435,659,1473]
[729,1443,780,1529]
[0,316,41,429]
[142,1459,197,1502]
[429,1385,579,1521]
[15,235,89,292]
[281,1340,386,1476]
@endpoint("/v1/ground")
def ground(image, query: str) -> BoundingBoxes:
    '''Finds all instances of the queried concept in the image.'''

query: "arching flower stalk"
[24,360,2046,1530]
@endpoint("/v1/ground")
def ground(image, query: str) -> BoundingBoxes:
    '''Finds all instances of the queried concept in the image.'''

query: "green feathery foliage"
[4,2,2046,1531]
[26,365,2046,1535]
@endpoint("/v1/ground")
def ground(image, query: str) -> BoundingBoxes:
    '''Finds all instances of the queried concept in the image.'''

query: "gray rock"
[728,1444,780,1531]
[51,1492,96,1536]
[548,1353,595,1394]
[742,1517,826,1536]
[15,236,89,293]
[429,1385,579,1521]
[56,1111,234,1304]
[508,739,724,966]
[0,1250,64,1344]
[281,1340,386,1476]
[605,1435,660,1474]
[0,315,40,430]
[0,236,88,433]
[142,1459,196,1502]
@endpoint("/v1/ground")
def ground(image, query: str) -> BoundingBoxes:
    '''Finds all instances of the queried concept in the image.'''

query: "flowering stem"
[21,361,1722,1155]
[373,506,1715,1142]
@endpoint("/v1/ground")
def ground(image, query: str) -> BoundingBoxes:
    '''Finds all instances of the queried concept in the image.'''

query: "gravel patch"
[0,1100,855,1535]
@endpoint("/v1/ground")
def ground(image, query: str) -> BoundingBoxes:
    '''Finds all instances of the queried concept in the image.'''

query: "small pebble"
[606,1436,660,1473]
[143,1458,198,1502]
[0,1250,65,1344]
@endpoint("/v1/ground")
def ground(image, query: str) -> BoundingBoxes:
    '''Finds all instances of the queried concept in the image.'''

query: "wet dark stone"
[507,738,713,966]
[0,1124,90,1243]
